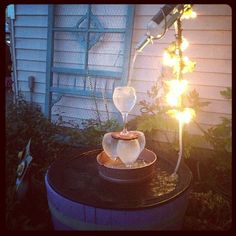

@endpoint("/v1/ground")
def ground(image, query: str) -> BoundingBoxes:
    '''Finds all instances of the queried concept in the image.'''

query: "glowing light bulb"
[181,8,197,20]
[181,37,189,51]
[191,11,197,18]
[166,93,179,107]
[163,51,177,67]
[177,108,195,123]
[166,80,188,96]
[167,108,196,124]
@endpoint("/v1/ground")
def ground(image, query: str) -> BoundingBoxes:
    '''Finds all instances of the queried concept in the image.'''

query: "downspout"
[9,5,18,103]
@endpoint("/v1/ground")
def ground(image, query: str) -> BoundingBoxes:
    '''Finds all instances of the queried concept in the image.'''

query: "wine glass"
[113,86,137,136]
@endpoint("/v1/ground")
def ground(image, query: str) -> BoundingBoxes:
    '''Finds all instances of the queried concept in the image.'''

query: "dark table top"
[47,149,192,210]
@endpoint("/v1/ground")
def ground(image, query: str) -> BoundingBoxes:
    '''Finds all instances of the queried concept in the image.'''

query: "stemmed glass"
[113,86,137,136]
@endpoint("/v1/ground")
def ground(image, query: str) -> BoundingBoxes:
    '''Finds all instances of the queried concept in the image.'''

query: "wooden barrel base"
[45,149,192,230]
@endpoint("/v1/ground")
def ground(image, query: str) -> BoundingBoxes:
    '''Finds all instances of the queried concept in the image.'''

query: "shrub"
[184,190,231,230]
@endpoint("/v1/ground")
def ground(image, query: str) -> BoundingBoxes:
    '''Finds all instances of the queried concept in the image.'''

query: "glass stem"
[121,112,128,135]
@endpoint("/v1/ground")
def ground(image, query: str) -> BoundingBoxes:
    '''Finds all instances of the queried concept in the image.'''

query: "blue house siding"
[12,4,232,149]
[14,4,48,112]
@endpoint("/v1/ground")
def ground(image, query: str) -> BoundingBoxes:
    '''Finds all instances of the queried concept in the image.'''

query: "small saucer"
[97,148,157,183]
[111,131,141,140]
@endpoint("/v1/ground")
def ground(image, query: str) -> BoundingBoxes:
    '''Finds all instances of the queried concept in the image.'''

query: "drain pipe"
[9,6,18,103]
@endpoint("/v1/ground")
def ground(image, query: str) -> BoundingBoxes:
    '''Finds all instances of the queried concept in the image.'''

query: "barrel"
[45,150,192,231]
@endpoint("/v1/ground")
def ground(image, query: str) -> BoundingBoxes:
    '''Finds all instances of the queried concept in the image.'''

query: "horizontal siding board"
[16,49,47,61]
[15,38,47,50]
[17,71,46,83]
[131,44,231,60]
[188,122,217,136]
[54,39,124,54]
[150,129,213,149]
[92,4,127,16]
[55,4,125,16]
[185,45,231,60]
[54,4,88,15]
[53,62,122,72]
[151,122,215,138]
[32,93,45,103]
[183,30,232,45]
[128,109,232,128]
[14,16,48,27]
[16,4,48,15]
[193,4,232,16]
[51,95,115,112]
[54,15,126,28]
[134,55,162,69]
[187,72,231,87]
[20,91,45,104]
[135,4,163,16]
[18,81,46,93]
[182,15,231,30]
[187,84,228,100]
[51,106,115,121]
[54,31,124,42]
[133,55,231,74]
[134,15,231,31]
[131,69,231,87]
[199,99,232,114]
[132,92,232,115]
[129,96,231,118]
[194,58,231,74]
[195,111,231,125]
[15,27,47,39]
[53,51,123,67]
[133,29,232,45]
[17,60,46,73]
[51,113,119,127]
[135,4,231,16]
[130,68,159,83]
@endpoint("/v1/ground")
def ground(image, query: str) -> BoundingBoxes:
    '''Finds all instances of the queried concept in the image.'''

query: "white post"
[173,120,183,175]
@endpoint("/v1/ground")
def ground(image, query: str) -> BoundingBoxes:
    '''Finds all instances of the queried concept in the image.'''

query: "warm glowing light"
[167,108,196,124]
[181,8,197,20]
[182,56,196,73]
[166,93,179,107]
[181,37,189,51]
[163,51,177,67]
[166,80,188,96]
[190,11,197,18]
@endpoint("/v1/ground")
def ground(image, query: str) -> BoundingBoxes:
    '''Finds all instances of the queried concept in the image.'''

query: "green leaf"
[220,87,231,100]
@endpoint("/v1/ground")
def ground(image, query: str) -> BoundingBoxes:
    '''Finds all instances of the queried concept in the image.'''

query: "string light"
[181,37,189,51]
[165,80,188,96]
[181,5,197,20]
[166,93,179,107]
[167,108,196,124]
[163,50,177,67]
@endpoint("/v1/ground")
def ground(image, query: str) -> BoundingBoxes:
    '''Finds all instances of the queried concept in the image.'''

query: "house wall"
[14,4,48,112]
[13,4,232,147]
[128,4,232,146]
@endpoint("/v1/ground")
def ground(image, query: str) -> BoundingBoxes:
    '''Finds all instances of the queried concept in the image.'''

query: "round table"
[45,149,192,230]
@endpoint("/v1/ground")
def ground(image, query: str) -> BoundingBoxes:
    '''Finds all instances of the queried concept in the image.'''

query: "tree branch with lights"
[162,6,197,177]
